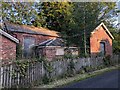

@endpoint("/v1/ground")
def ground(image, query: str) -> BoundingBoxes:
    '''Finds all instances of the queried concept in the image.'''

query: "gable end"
[91,22,114,40]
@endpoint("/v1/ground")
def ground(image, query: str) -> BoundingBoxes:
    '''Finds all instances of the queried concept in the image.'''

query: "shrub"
[64,54,72,59]
[42,73,51,84]
[12,60,29,79]
[82,66,93,73]
[103,55,111,66]
[79,67,85,74]
[38,57,54,84]
[66,59,75,77]
[16,44,22,59]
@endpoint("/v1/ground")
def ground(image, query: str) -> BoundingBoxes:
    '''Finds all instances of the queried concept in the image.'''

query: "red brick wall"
[0,35,17,60]
[13,33,57,45]
[44,47,56,61]
[90,26,112,56]
[11,32,58,58]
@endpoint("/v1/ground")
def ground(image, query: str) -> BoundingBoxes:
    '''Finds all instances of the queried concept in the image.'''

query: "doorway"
[100,42,105,56]
[23,37,35,58]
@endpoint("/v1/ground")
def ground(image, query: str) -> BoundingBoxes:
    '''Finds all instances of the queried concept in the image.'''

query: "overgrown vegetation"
[41,57,54,84]
[2,54,119,88]
[64,47,79,59]
[66,59,75,77]
[16,44,22,59]
[64,54,79,59]
[12,60,29,78]
[103,55,112,66]
[11,57,54,87]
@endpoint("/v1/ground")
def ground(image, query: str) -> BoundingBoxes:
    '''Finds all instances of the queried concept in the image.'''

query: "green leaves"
[2,2,37,25]
[2,2,118,55]
[33,2,73,31]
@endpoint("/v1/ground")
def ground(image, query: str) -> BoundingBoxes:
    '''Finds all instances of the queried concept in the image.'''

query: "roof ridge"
[46,38,56,46]
[38,38,53,46]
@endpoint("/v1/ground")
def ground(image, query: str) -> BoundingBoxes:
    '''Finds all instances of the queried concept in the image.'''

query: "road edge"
[34,64,120,89]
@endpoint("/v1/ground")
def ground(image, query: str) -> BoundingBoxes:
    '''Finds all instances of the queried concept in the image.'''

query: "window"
[56,48,64,55]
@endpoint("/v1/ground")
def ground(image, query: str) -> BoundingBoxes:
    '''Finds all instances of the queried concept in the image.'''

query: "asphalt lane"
[57,69,120,89]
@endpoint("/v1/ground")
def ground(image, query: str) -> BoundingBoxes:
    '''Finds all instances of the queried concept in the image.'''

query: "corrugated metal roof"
[38,38,64,47]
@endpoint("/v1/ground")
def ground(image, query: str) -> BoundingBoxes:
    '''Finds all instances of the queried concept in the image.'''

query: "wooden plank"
[9,65,12,88]
[3,66,5,87]
[0,67,3,88]
[6,66,9,87]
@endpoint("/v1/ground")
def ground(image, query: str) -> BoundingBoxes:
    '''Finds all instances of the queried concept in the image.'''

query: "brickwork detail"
[0,35,16,60]
[13,33,56,45]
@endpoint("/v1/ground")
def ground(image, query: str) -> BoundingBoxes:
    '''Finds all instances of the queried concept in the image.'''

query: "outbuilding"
[0,29,19,61]
[90,22,114,57]
[2,22,59,58]
[35,38,64,61]
[1,22,114,60]
[35,38,79,61]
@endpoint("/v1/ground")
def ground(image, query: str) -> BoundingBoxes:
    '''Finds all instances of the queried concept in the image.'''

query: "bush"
[16,44,22,59]
[64,54,72,59]
[79,67,85,74]
[66,59,75,77]
[82,66,94,73]
[38,57,54,84]
[42,73,53,84]
[79,69,85,74]
[64,54,79,60]
[103,55,111,66]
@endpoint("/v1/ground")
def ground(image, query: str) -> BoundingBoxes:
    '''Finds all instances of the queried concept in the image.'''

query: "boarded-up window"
[56,48,64,55]
[23,37,35,58]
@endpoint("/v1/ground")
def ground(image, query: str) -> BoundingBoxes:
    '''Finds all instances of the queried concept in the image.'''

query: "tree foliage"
[113,30,120,54]
[32,2,73,31]
[64,2,116,55]
[1,2,37,25]
[2,2,119,55]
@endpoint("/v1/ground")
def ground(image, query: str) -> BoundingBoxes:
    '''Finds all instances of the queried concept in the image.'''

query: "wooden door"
[100,42,105,56]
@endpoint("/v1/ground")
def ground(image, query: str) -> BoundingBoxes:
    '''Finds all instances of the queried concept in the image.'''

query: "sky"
[117,0,120,29]
[1,0,120,29]
[110,1,120,28]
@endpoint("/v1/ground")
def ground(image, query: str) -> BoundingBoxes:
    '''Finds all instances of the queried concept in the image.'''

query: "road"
[57,69,119,89]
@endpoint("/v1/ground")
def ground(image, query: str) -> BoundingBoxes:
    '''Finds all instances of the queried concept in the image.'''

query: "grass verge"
[34,64,120,89]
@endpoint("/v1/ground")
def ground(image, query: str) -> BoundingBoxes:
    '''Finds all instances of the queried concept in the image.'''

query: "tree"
[1,2,37,25]
[1,2,117,56]
[32,2,73,32]
[102,2,120,54]
[31,2,75,47]
[112,30,120,54]
[65,2,116,56]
